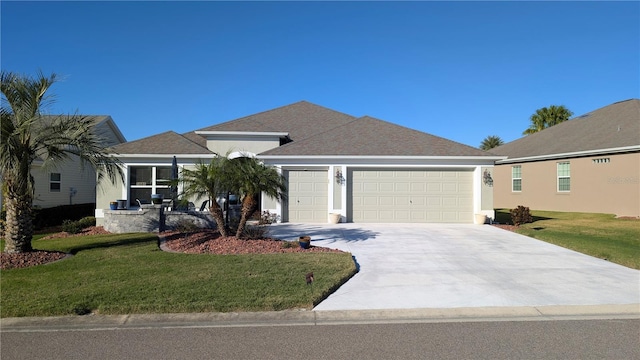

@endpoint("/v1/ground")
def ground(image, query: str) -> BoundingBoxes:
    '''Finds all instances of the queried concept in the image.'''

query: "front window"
[129,166,172,206]
[557,162,570,192]
[511,166,522,192]
[50,173,61,192]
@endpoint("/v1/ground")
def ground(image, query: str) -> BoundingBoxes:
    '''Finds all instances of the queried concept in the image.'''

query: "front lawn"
[495,209,640,270]
[0,233,356,317]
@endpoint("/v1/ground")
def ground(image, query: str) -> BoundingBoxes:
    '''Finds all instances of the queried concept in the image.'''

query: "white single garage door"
[350,169,473,223]
[286,170,328,222]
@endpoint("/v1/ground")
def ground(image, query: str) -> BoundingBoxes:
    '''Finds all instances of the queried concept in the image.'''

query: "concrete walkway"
[268,223,640,312]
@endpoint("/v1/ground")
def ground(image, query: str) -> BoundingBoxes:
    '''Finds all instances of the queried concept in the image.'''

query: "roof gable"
[492,99,640,160]
[261,116,490,157]
[112,131,212,155]
[196,101,356,141]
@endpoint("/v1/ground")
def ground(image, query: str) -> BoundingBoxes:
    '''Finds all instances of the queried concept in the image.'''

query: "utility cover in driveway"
[350,169,473,223]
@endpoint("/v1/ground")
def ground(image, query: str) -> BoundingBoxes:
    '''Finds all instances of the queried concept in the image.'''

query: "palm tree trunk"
[3,193,34,253]
[235,195,256,238]
[208,201,227,237]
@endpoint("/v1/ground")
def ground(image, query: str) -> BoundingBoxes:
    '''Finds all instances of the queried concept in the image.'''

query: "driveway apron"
[268,223,640,311]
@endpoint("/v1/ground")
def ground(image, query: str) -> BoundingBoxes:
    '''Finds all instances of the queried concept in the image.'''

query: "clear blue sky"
[2,1,638,147]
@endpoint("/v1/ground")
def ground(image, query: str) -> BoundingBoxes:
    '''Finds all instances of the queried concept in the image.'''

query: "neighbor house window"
[50,173,61,192]
[511,166,522,192]
[557,162,570,192]
[129,166,172,206]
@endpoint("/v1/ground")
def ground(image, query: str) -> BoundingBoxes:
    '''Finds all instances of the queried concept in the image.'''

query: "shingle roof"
[261,116,490,157]
[491,99,640,160]
[114,101,496,157]
[196,101,356,141]
[112,131,211,155]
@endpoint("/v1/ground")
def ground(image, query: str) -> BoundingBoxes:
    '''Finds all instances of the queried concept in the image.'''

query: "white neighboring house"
[97,102,503,225]
[1,115,126,210]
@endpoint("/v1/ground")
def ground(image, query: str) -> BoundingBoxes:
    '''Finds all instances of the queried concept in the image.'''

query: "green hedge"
[33,203,95,229]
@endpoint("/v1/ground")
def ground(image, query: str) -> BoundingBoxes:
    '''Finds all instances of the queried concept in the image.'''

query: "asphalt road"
[2,319,638,359]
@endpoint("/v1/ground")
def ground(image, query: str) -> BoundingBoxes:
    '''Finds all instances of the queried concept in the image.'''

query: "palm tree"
[230,156,286,238]
[1,71,123,253]
[178,157,232,237]
[523,105,573,135]
[479,135,504,150]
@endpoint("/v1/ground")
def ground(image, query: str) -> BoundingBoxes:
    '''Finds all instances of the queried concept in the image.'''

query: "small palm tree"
[230,156,286,238]
[523,105,573,135]
[179,157,232,237]
[1,71,123,253]
[479,135,504,150]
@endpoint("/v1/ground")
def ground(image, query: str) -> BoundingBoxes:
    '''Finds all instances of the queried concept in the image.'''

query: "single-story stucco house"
[491,99,640,218]
[96,101,503,225]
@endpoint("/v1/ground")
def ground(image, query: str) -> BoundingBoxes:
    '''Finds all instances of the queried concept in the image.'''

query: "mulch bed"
[1,227,344,270]
[161,229,344,254]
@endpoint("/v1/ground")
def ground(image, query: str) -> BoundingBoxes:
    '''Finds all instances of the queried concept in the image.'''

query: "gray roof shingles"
[491,99,640,160]
[261,116,490,157]
[196,101,356,141]
[113,101,495,157]
[112,131,211,155]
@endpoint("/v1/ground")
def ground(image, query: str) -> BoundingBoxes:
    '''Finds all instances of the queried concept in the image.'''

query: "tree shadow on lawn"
[64,235,157,255]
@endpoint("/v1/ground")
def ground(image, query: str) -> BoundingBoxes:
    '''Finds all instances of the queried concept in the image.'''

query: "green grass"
[496,209,640,269]
[1,234,356,317]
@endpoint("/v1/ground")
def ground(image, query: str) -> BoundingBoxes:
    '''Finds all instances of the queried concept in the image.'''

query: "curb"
[2,304,638,331]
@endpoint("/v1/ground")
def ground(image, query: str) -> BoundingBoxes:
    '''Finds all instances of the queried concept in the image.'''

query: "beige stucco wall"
[480,167,494,211]
[206,138,280,156]
[494,152,640,217]
[95,171,125,226]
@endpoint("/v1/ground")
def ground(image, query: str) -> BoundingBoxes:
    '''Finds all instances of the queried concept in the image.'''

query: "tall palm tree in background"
[230,156,286,238]
[479,135,504,150]
[179,157,232,237]
[1,71,122,253]
[523,105,573,135]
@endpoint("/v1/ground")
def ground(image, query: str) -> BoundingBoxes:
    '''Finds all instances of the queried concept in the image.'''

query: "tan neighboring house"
[96,101,502,225]
[491,99,640,218]
[1,116,127,210]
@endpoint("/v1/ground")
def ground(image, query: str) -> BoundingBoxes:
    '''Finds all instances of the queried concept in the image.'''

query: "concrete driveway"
[268,223,640,311]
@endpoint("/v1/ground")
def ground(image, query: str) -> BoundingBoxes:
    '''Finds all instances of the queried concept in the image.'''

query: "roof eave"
[115,153,217,159]
[258,155,507,161]
[496,145,640,164]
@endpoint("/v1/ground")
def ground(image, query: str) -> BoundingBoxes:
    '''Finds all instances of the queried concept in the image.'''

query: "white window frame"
[50,173,61,192]
[129,166,172,205]
[511,165,522,192]
[557,162,570,192]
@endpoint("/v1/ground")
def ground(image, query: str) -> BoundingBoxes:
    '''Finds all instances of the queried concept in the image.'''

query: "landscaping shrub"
[77,216,96,229]
[242,225,269,240]
[61,216,96,234]
[174,218,199,233]
[61,219,82,234]
[510,205,533,226]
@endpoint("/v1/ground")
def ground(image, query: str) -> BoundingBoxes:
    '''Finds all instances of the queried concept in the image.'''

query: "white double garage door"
[286,168,474,223]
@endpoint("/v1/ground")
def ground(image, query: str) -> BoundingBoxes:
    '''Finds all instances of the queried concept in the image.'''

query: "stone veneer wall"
[104,205,215,233]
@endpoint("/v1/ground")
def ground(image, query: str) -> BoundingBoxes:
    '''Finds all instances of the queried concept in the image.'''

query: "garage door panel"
[351,169,473,223]
[288,170,327,222]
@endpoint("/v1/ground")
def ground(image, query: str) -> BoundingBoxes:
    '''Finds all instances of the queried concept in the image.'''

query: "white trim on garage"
[348,168,474,223]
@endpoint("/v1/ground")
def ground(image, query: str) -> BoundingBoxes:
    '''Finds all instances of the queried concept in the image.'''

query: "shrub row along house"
[491,99,639,218]
[95,101,501,226]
